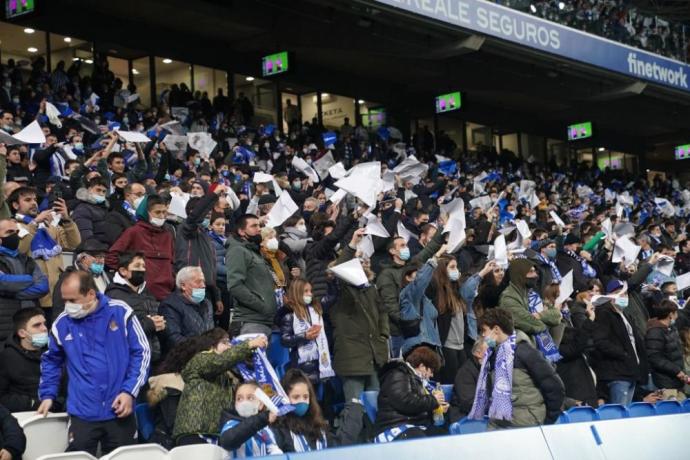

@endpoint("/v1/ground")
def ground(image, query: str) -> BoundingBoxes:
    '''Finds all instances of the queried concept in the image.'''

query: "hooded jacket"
[645,318,684,390]
[71,188,111,245]
[0,335,44,411]
[305,214,354,301]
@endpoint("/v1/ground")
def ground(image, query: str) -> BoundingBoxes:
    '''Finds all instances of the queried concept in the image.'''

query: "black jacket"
[105,280,162,363]
[555,250,589,293]
[448,356,481,423]
[556,303,598,407]
[645,319,684,390]
[102,205,135,246]
[592,303,648,383]
[305,214,354,300]
[0,404,26,460]
[159,290,214,352]
[276,307,320,384]
[0,336,43,411]
[374,360,439,434]
[218,409,272,452]
[71,194,111,245]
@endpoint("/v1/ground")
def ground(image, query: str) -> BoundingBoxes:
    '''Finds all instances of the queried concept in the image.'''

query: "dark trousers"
[440,347,468,384]
[67,415,137,456]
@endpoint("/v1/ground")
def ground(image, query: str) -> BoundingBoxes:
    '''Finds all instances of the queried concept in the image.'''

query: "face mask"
[133,196,144,209]
[91,193,106,204]
[221,170,229,177]
[302,211,313,222]
[30,332,49,348]
[129,270,146,287]
[150,217,165,227]
[264,142,270,148]
[303,295,313,305]
[670,318,677,326]
[448,269,460,281]
[191,287,206,303]
[525,278,538,289]
[292,181,301,191]
[484,334,497,349]
[545,248,557,259]
[73,142,84,150]
[292,402,309,417]
[247,234,262,245]
[296,224,307,233]
[89,262,104,275]
[236,400,260,418]
[193,158,201,166]
[265,238,279,252]
[399,247,411,261]
[1,232,20,251]
[201,218,210,229]
[65,301,89,319]
[614,297,629,309]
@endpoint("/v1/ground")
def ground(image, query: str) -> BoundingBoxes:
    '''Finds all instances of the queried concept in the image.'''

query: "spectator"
[106,252,165,365]
[592,279,648,405]
[226,214,278,337]
[645,300,687,401]
[556,233,594,293]
[448,339,488,423]
[469,308,565,428]
[102,182,146,245]
[106,194,175,301]
[38,270,150,456]
[0,308,49,412]
[71,176,110,245]
[0,404,25,460]
[173,330,266,445]
[374,346,446,441]
[0,218,49,342]
[4,147,30,184]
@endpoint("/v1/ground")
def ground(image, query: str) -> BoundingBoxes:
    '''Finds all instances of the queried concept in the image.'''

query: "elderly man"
[159,266,214,351]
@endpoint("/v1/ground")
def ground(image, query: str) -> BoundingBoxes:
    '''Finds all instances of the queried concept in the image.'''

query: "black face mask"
[129,270,146,287]
[1,232,19,251]
[246,234,262,245]
[525,278,538,289]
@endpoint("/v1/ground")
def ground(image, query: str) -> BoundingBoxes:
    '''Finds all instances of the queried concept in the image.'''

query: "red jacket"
[106,221,175,301]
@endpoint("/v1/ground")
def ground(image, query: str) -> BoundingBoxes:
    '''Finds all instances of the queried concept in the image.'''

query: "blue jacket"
[39,293,151,422]
[209,231,227,284]
[400,260,441,354]
[459,274,482,340]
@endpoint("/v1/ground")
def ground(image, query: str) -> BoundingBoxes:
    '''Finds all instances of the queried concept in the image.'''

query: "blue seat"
[441,384,453,403]
[682,399,690,413]
[267,332,289,369]
[360,390,379,423]
[449,416,488,435]
[628,402,656,417]
[597,404,629,420]
[135,403,155,441]
[562,406,599,423]
[655,400,682,415]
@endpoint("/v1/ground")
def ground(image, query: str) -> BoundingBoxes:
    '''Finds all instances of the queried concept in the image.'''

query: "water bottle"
[432,382,445,426]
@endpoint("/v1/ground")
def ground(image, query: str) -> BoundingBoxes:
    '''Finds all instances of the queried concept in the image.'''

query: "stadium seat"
[562,406,600,423]
[267,332,289,369]
[135,403,155,441]
[169,444,227,460]
[441,384,453,403]
[596,404,629,420]
[99,444,169,460]
[449,416,488,435]
[627,402,656,417]
[36,453,98,460]
[655,400,682,415]
[20,412,69,460]
[682,399,690,413]
[360,390,379,423]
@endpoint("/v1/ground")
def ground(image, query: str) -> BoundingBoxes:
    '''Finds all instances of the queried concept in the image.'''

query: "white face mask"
[150,217,165,227]
[235,400,260,418]
[65,301,89,319]
[265,238,279,252]
[296,224,307,233]
[133,196,144,209]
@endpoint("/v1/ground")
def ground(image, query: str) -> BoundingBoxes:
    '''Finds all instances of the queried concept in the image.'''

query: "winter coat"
[555,250,589,293]
[448,356,481,423]
[226,236,277,327]
[0,247,49,341]
[173,342,252,439]
[0,336,43,411]
[147,373,184,450]
[374,360,439,434]
[645,319,684,390]
[0,404,26,460]
[159,290,214,352]
[277,307,321,384]
[400,260,441,354]
[305,214,354,300]
[487,331,565,428]
[330,245,389,377]
[102,204,136,246]
[376,225,445,337]
[592,303,648,384]
[218,409,277,453]
[209,233,227,285]
[17,216,81,308]
[106,220,175,301]
[556,302,598,407]
[280,226,310,273]
[0,156,10,220]
[105,276,162,363]
[70,189,110,245]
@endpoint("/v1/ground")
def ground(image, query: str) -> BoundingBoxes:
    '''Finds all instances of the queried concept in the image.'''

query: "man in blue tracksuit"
[37,269,151,455]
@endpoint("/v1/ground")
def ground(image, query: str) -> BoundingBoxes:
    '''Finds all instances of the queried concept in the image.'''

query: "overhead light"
[23,28,35,34]
[321,93,329,97]
[72,57,80,62]
[27,47,38,53]
[598,147,606,152]
[529,4,537,13]
[358,99,365,104]
[245,76,254,81]
[162,58,172,64]
[84,59,93,64]
[558,2,565,10]
[64,37,72,43]
[132,69,139,75]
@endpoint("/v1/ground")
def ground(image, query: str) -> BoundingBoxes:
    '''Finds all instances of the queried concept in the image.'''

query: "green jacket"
[376,225,445,337]
[331,245,389,376]
[226,236,278,326]
[499,282,562,336]
[173,342,252,438]
[0,155,10,219]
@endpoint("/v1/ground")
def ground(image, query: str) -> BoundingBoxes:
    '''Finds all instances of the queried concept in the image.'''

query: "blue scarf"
[122,201,137,222]
[537,254,562,283]
[565,249,597,278]
[469,333,516,421]
[221,419,280,458]
[374,425,423,443]
[527,290,562,363]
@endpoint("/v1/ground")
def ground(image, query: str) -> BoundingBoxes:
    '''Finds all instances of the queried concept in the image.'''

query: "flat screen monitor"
[567,121,593,140]
[5,0,34,18]
[675,144,690,160]
[435,91,461,113]
[262,51,288,77]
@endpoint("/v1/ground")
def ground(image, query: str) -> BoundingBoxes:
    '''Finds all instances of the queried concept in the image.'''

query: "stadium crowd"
[0,52,688,458]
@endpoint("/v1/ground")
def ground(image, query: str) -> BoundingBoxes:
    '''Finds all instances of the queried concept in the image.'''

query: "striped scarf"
[527,290,562,363]
[565,249,597,278]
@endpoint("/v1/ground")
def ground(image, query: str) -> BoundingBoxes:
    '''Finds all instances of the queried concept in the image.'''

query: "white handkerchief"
[494,234,508,268]
[168,192,190,218]
[397,221,416,243]
[328,162,348,180]
[675,272,690,292]
[329,258,369,286]
[292,156,320,183]
[613,236,641,266]
[549,211,566,228]
[10,121,46,144]
[357,235,375,259]
[556,271,574,304]
[266,192,299,228]
[365,218,390,239]
[117,131,151,143]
